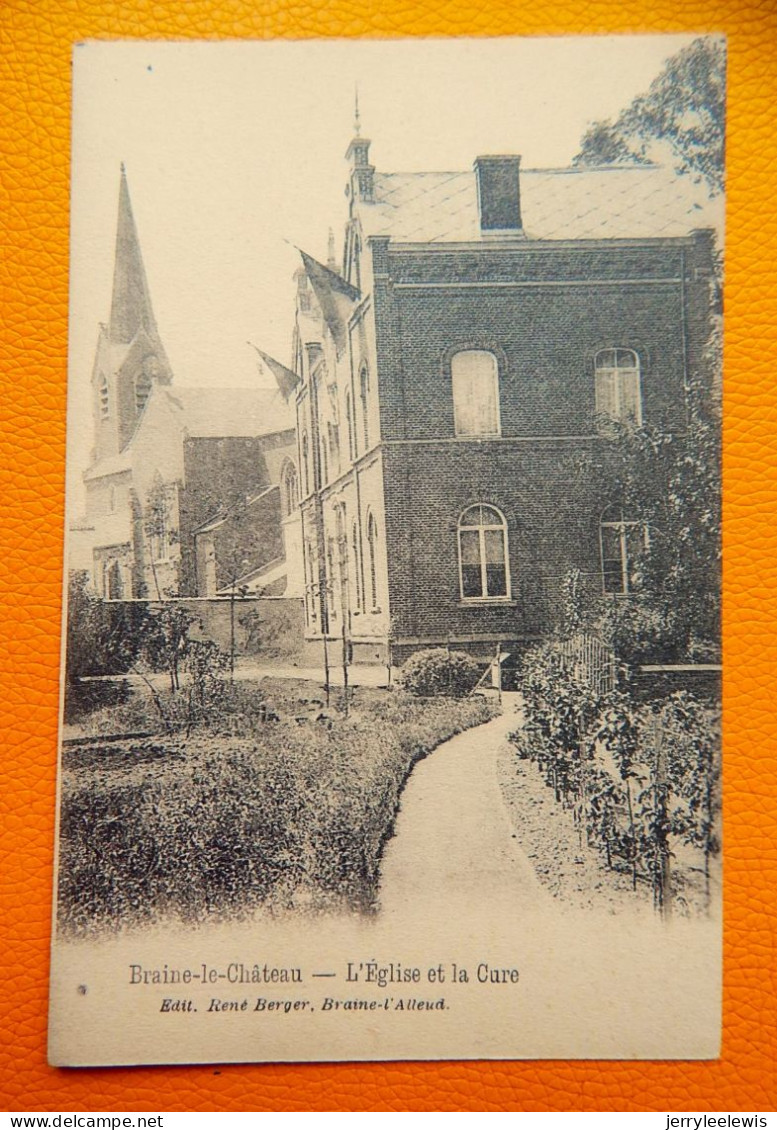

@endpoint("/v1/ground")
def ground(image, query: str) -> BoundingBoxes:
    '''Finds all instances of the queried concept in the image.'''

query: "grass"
[57,678,498,934]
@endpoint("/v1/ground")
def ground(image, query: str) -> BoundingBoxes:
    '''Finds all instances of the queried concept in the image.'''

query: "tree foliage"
[66,571,148,682]
[574,37,725,194]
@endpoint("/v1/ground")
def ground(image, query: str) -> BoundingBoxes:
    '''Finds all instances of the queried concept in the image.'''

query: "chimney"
[474,156,522,233]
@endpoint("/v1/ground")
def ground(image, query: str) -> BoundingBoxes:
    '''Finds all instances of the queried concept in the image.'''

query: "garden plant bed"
[58,678,498,934]
[497,742,653,915]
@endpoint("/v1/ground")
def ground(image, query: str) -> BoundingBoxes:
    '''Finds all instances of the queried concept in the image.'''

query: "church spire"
[354,85,361,137]
[109,166,159,344]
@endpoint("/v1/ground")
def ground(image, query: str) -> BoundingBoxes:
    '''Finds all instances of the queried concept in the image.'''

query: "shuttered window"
[452,351,500,437]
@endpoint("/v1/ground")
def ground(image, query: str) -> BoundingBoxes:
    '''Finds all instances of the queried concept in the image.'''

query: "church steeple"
[89,167,173,464]
[109,165,159,344]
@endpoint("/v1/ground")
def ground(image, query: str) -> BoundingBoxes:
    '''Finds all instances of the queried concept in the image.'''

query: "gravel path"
[378,702,548,920]
[378,696,653,920]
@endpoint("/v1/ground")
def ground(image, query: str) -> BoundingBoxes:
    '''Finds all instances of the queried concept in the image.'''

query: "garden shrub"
[397,648,482,699]
[57,687,497,933]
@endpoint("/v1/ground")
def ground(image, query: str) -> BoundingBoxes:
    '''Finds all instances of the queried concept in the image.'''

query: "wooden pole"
[653,713,672,919]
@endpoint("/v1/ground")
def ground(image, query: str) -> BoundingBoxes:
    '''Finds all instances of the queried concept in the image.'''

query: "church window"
[352,520,362,612]
[360,364,370,451]
[600,505,647,595]
[301,432,310,495]
[595,349,642,430]
[458,505,510,601]
[452,351,500,437]
[280,460,299,518]
[320,433,329,485]
[99,376,109,420]
[328,421,340,474]
[345,389,355,462]
[367,511,380,611]
[148,496,168,562]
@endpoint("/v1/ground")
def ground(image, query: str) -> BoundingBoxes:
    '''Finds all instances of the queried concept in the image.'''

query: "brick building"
[285,130,721,667]
[76,168,298,600]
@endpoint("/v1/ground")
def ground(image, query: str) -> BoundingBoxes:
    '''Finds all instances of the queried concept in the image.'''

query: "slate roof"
[158,387,295,439]
[358,165,722,244]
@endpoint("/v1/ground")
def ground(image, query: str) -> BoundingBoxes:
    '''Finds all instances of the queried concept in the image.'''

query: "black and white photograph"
[50,35,725,1066]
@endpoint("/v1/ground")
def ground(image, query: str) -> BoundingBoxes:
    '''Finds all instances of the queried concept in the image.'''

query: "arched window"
[99,376,109,420]
[280,460,298,518]
[367,511,380,611]
[105,559,123,600]
[594,349,642,429]
[328,421,340,474]
[351,520,362,611]
[301,431,310,495]
[345,389,355,462]
[320,433,329,485]
[451,350,500,437]
[599,505,646,595]
[458,504,509,600]
[360,364,370,452]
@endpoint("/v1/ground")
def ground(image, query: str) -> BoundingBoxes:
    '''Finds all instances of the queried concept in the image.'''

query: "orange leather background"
[1,0,775,1113]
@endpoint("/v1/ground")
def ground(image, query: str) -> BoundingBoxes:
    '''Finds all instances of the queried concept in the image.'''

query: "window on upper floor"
[301,432,310,495]
[345,389,355,462]
[458,504,510,601]
[594,349,642,431]
[328,421,340,474]
[320,433,329,485]
[599,505,647,595]
[359,364,370,452]
[280,460,299,518]
[451,350,501,437]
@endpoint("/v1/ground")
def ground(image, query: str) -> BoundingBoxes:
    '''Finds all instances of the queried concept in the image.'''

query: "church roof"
[357,165,722,244]
[157,387,295,438]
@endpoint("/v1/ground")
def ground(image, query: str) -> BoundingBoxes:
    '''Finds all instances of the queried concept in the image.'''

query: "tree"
[64,571,149,720]
[574,37,725,195]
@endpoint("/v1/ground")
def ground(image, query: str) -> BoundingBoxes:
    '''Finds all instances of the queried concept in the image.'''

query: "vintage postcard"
[49,36,724,1066]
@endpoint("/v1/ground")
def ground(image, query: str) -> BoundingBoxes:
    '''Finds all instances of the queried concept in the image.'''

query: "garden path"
[378,698,549,922]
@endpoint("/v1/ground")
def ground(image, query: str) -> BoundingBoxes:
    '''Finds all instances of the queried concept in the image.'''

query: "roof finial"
[327,227,336,271]
[354,85,361,137]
